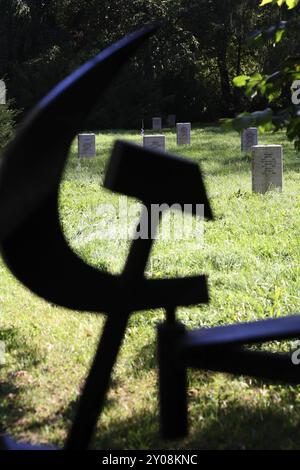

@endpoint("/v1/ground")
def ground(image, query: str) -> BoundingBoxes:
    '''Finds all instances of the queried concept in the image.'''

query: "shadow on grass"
[2,324,300,449]
[92,395,300,450]
[0,324,122,448]
[187,402,300,450]
[3,357,300,449]
[0,327,45,435]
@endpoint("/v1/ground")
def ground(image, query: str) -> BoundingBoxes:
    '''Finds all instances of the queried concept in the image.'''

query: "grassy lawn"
[1,126,300,450]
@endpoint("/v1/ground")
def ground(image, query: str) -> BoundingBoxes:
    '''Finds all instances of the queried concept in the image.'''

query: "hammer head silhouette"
[105,140,213,220]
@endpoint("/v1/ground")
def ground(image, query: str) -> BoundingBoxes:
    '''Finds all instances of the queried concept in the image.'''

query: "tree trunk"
[217,51,233,111]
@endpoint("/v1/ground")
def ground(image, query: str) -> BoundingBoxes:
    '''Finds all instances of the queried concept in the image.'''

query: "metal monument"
[0,24,211,449]
[0,25,300,450]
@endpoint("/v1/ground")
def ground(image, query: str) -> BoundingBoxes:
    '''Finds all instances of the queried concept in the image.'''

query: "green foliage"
[247,21,288,46]
[1,0,299,128]
[260,0,299,8]
[222,0,300,150]
[222,108,274,132]
[0,0,283,126]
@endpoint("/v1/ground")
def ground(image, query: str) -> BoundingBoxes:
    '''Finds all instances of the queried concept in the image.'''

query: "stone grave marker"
[143,135,165,151]
[252,145,283,194]
[78,134,96,158]
[241,127,258,152]
[152,117,162,131]
[177,123,191,145]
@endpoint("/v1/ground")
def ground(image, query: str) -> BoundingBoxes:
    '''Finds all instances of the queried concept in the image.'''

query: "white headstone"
[252,145,283,194]
[0,80,6,105]
[241,127,258,152]
[143,135,165,151]
[152,117,162,131]
[177,123,191,145]
[78,134,96,158]
[167,114,176,127]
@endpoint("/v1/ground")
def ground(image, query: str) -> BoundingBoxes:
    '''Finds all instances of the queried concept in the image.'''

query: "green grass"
[1,126,300,449]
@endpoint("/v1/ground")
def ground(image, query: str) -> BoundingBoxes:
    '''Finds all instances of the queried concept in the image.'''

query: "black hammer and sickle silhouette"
[0,25,212,449]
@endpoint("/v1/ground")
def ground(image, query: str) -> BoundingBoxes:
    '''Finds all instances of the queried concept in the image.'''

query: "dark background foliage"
[0,0,295,129]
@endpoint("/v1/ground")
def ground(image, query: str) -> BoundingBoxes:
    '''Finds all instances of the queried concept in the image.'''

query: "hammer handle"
[66,204,159,449]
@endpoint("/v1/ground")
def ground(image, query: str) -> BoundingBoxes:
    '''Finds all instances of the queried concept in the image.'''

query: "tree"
[222,0,300,150]
[1,0,294,128]
[180,0,266,113]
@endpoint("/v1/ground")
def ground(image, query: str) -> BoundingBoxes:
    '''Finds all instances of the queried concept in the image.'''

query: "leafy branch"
[221,0,300,150]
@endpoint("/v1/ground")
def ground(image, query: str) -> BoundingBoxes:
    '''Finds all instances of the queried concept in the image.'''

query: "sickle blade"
[0,25,158,314]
